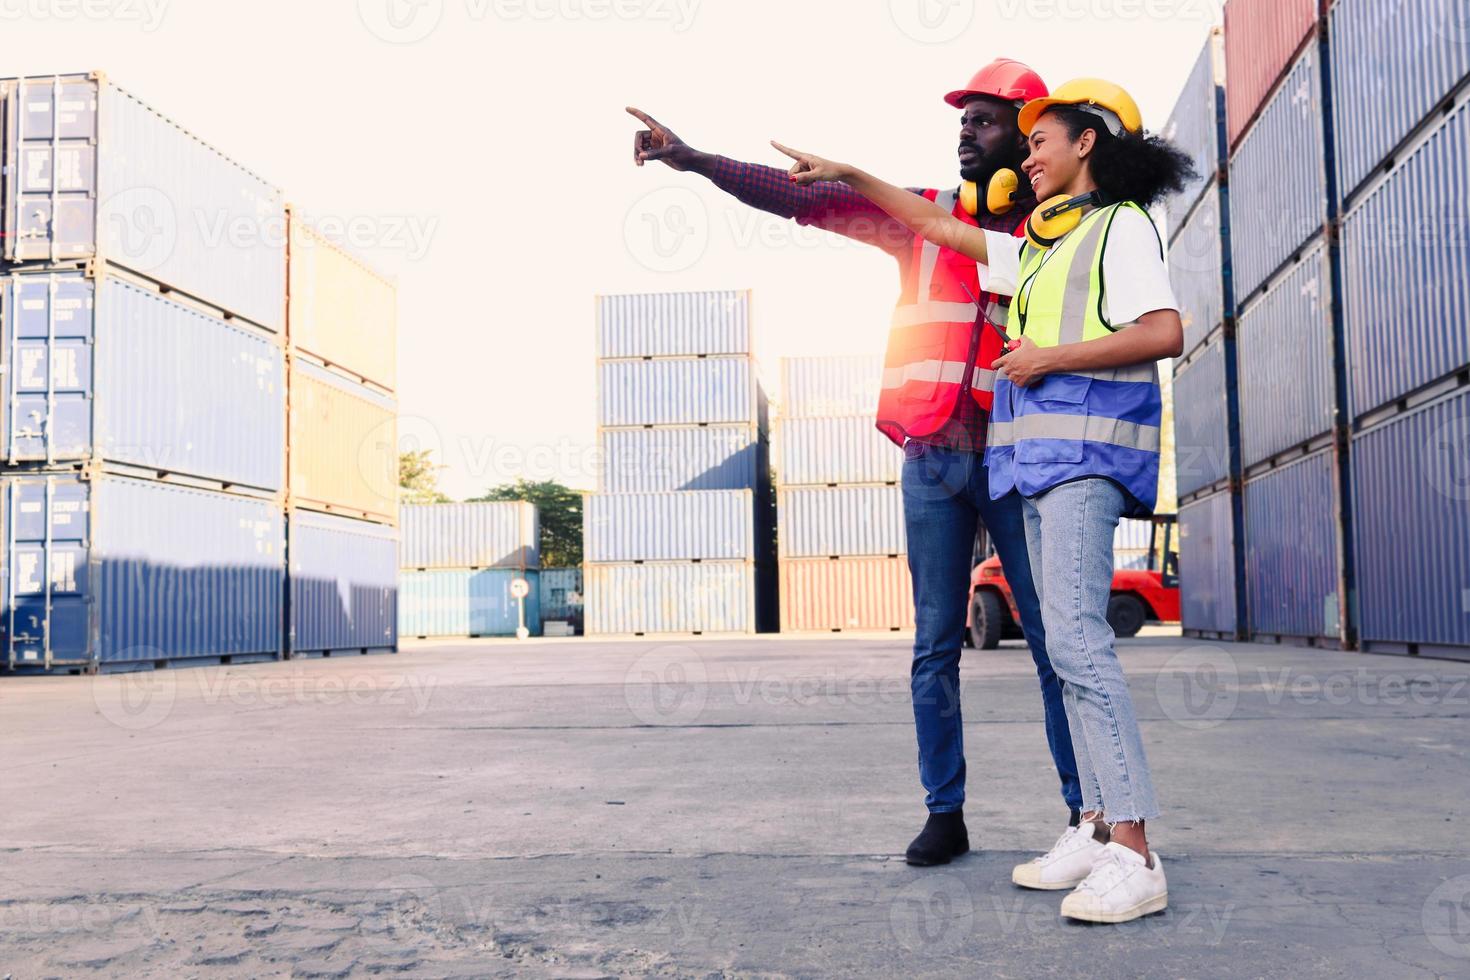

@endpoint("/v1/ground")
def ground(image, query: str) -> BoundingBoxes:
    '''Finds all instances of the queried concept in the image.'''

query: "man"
[627,59,1082,866]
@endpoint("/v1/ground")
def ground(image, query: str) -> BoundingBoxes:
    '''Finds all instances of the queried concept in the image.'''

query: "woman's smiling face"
[1021,111,1089,201]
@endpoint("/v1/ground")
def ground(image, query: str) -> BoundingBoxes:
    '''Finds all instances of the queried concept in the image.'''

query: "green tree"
[399,450,451,504]
[471,478,582,567]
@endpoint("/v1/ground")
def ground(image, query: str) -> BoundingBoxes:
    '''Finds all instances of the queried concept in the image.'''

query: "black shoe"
[904,810,970,866]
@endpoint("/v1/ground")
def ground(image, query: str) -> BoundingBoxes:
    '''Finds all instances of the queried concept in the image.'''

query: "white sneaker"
[1011,821,1109,890]
[1060,841,1168,923]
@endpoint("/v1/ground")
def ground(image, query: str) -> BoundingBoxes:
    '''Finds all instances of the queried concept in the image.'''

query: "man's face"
[957,95,1024,184]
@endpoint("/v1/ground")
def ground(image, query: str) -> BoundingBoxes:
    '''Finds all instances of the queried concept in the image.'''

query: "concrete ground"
[2,629,1468,979]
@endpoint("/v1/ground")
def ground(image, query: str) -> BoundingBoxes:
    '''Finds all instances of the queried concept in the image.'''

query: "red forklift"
[966,514,1180,649]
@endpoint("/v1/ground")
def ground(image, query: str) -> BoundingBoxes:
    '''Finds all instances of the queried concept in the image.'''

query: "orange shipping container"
[289,358,398,523]
[287,210,397,391]
[779,556,914,633]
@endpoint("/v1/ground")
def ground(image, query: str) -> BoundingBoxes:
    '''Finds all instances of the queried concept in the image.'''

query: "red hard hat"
[944,58,1049,109]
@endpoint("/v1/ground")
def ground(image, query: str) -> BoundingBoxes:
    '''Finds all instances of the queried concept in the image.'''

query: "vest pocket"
[1013,374,1091,464]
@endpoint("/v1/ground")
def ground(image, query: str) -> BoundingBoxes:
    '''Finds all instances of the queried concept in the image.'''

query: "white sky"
[9,0,1222,498]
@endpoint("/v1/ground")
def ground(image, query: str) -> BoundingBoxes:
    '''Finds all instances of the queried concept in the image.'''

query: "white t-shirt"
[978,207,1179,326]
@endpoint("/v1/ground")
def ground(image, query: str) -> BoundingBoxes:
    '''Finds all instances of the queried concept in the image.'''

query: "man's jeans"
[1022,477,1160,822]
[901,440,1082,815]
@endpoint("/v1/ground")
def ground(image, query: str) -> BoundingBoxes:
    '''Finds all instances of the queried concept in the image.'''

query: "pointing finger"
[769,140,804,161]
[626,106,661,129]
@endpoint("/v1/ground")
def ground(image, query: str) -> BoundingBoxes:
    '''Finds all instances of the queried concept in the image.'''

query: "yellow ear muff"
[1024,193,1095,249]
[959,169,1021,217]
[959,179,980,217]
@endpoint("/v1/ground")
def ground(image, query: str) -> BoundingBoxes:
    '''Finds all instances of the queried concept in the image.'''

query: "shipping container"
[289,358,398,523]
[1350,388,1470,658]
[598,356,764,428]
[1243,447,1343,642]
[540,567,583,623]
[1237,239,1336,467]
[1178,489,1240,636]
[584,489,762,562]
[0,73,285,331]
[777,484,905,558]
[1113,518,1158,572]
[1223,0,1321,149]
[779,355,883,418]
[1,472,283,672]
[777,415,901,486]
[0,266,284,492]
[400,501,539,570]
[1329,0,1470,205]
[598,424,766,493]
[398,568,540,638]
[1229,43,1330,304]
[1161,30,1224,238]
[287,211,397,391]
[1172,340,1231,500]
[1168,187,1228,358]
[779,556,914,632]
[1341,100,1470,419]
[583,560,762,635]
[287,509,397,655]
[597,289,752,358]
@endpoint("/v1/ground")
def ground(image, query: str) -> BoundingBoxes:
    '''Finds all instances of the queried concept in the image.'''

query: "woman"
[773,79,1194,925]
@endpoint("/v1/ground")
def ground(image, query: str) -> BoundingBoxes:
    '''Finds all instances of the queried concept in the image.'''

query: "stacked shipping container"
[584,291,775,636]
[397,502,541,638]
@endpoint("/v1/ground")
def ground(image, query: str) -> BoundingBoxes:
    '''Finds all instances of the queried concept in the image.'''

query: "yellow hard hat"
[1018,78,1144,137]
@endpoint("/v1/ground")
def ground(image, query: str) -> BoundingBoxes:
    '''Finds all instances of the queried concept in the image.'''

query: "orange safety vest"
[875,188,1022,448]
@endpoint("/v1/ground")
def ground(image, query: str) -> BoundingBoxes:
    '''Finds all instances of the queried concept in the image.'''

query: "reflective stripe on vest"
[882,360,997,392]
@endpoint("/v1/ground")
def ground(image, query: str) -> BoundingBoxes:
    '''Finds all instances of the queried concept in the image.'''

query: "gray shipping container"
[1172,339,1231,500]
[598,356,765,428]
[597,289,752,358]
[584,490,758,562]
[540,567,583,623]
[1161,30,1223,239]
[778,415,901,486]
[779,355,883,418]
[584,561,759,635]
[1178,489,1239,637]
[1168,187,1227,358]
[1243,447,1342,642]
[0,73,285,331]
[777,485,906,558]
[287,509,398,656]
[598,424,766,493]
[400,501,540,569]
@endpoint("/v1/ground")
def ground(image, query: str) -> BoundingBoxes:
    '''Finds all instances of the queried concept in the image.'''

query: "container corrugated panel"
[1243,448,1341,639]
[540,567,583,622]
[597,290,751,358]
[1172,340,1230,499]
[584,490,755,562]
[778,485,905,558]
[288,213,397,391]
[1,472,283,671]
[780,355,883,418]
[778,416,901,486]
[289,359,398,523]
[1351,389,1470,652]
[598,356,757,427]
[0,268,284,491]
[1178,490,1239,634]
[288,509,397,654]
[1237,240,1335,466]
[0,74,285,331]
[1113,518,1158,571]
[1341,102,1470,418]
[1168,187,1226,357]
[398,568,541,637]
[599,424,765,492]
[399,501,539,569]
[1330,0,1470,204]
[584,561,756,635]
[1229,43,1328,304]
[779,557,914,632]
[1223,0,1321,149]
[1161,31,1223,238]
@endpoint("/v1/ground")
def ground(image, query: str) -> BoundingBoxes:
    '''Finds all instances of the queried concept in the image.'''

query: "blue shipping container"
[398,568,540,637]
[1229,44,1329,304]
[777,485,906,558]
[1237,239,1336,467]
[1161,30,1223,239]
[1341,101,1470,418]
[1172,339,1231,499]
[0,267,284,491]
[584,490,758,562]
[540,567,582,622]
[400,501,539,569]
[1243,448,1342,641]
[1178,489,1239,635]
[598,356,763,428]
[1,472,283,672]
[0,74,285,331]
[597,290,752,358]
[288,509,397,655]
[1351,388,1470,656]
[778,415,901,486]
[599,424,766,493]
[1329,0,1470,205]
[780,355,883,418]
[1168,188,1228,359]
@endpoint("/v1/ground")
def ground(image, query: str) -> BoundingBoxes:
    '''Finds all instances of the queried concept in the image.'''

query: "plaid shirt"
[709,155,1028,453]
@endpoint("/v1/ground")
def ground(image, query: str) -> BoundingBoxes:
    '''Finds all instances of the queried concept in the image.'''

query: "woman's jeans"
[901,440,1082,816]
[1021,477,1160,822]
